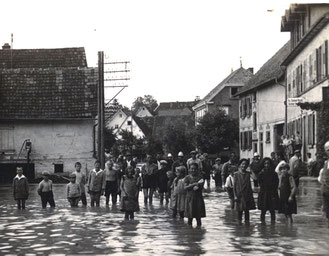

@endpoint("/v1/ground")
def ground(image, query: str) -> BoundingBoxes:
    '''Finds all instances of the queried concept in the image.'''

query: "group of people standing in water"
[12,148,304,228]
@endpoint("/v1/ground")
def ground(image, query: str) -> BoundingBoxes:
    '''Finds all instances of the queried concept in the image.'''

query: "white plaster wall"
[286,24,329,122]
[1,119,96,177]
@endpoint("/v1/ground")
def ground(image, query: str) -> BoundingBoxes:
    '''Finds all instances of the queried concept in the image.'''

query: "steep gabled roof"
[155,101,198,115]
[237,41,291,96]
[0,67,97,119]
[0,47,87,69]
[193,67,253,109]
[133,115,152,137]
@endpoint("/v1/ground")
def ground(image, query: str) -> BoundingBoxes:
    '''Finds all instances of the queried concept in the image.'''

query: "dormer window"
[230,87,238,97]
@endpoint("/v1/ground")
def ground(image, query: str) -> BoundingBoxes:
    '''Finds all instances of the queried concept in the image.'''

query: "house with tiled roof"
[236,41,291,159]
[281,3,329,160]
[0,44,97,182]
[152,101,197,153]
[106,109,150,139]
[192,67,254,126]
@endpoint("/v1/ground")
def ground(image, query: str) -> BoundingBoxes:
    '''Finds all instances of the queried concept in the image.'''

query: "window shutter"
[309,54,313,85]
[303,60,307,90]
[314,49,318,83]
[241,132,245,150]
[323,41,328,77]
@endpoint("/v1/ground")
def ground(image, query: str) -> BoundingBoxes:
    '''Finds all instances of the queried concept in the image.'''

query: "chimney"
[2,43,10,50]
[195,96,200,101]
[248,67,254,74]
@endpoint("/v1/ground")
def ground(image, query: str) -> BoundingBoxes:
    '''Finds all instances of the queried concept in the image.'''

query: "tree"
[194,109,239,154]
[163,122,195,156]
[132,95,158,112]
[144,135,163,155]
[104,127,117,151]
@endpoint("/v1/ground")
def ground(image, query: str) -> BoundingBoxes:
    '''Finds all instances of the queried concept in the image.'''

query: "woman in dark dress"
[278,163,297,223]
[258,157,280,223]
[184,163,206,227]
[141,154,158,204]
[233,159,256,223]
[157,160,170,204]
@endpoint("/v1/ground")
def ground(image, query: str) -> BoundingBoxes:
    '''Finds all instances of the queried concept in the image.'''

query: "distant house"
[152,101,197,153]
[237,41,291,159]
[192,67,254,125]
[0,45,97,182]
[281,3,329,160]
[134,105,154,118]
[106,109,150,139]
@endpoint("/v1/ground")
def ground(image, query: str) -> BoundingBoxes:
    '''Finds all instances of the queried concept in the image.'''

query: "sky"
[1,0,327,107]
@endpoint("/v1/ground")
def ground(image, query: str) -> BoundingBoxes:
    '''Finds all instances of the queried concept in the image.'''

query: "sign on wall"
[287,97,305,107]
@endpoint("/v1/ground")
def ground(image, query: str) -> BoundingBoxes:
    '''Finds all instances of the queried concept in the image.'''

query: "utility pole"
[98,52,105,168]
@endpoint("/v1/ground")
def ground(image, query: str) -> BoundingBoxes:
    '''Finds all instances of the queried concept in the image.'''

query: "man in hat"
[187,151,203,172]
[212,158,223,191]
[172,152,187,172]
[222,152,238,188]
[166,153,174,170]
[289,149,302,187]
[250,152,262,191]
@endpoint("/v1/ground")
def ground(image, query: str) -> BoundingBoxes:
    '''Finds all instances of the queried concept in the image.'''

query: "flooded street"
[1,178,329,255]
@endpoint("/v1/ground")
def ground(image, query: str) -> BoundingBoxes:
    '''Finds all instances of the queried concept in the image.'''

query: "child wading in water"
[13,166,29,210]
[66,173,81,207]
[87,160,105,207]
[170,166,186,218]
[184,163,206,227]
[224,167,235,209]
[233,159,256,224]
[120,166,141,220]
[278,163,297,223]
[37,171,56,208]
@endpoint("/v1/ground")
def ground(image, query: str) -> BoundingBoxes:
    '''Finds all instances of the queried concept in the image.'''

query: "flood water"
[0,178,329,255]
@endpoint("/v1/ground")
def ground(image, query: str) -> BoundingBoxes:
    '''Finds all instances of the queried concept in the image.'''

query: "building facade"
[281,3,329,160]
[192,67,254,125]
[0,46,98,182]
[237,42,291,160]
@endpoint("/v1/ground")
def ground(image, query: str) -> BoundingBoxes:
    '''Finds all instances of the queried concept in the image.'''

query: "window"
[308,113,315,146]
[54,164,63,173]
[253,92,257,102]
[127,121,132,125]
[231,87,238,97]
[248,131,252,150]
[119,114,122,118]
[266,131,271,143]
[248,97,252,116]
[253,112,257,131]
[244,131,248,151]
[115,124,119,129]
[0,126,14,151]
[259,132,263,142]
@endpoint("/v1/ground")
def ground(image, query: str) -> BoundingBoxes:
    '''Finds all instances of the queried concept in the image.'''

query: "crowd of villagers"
[11,141,329,227]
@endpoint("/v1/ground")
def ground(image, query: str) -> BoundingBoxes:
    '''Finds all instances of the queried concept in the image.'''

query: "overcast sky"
[1,0,326,107]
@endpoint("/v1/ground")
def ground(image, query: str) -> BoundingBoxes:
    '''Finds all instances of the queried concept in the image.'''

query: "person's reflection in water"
[118,220,139,254]
[172,221,206,255]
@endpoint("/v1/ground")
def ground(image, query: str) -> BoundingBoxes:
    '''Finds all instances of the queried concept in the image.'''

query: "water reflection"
[0,179,329,254]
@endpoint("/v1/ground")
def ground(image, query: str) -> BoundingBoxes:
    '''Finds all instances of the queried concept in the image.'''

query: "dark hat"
[42,171,50,176]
